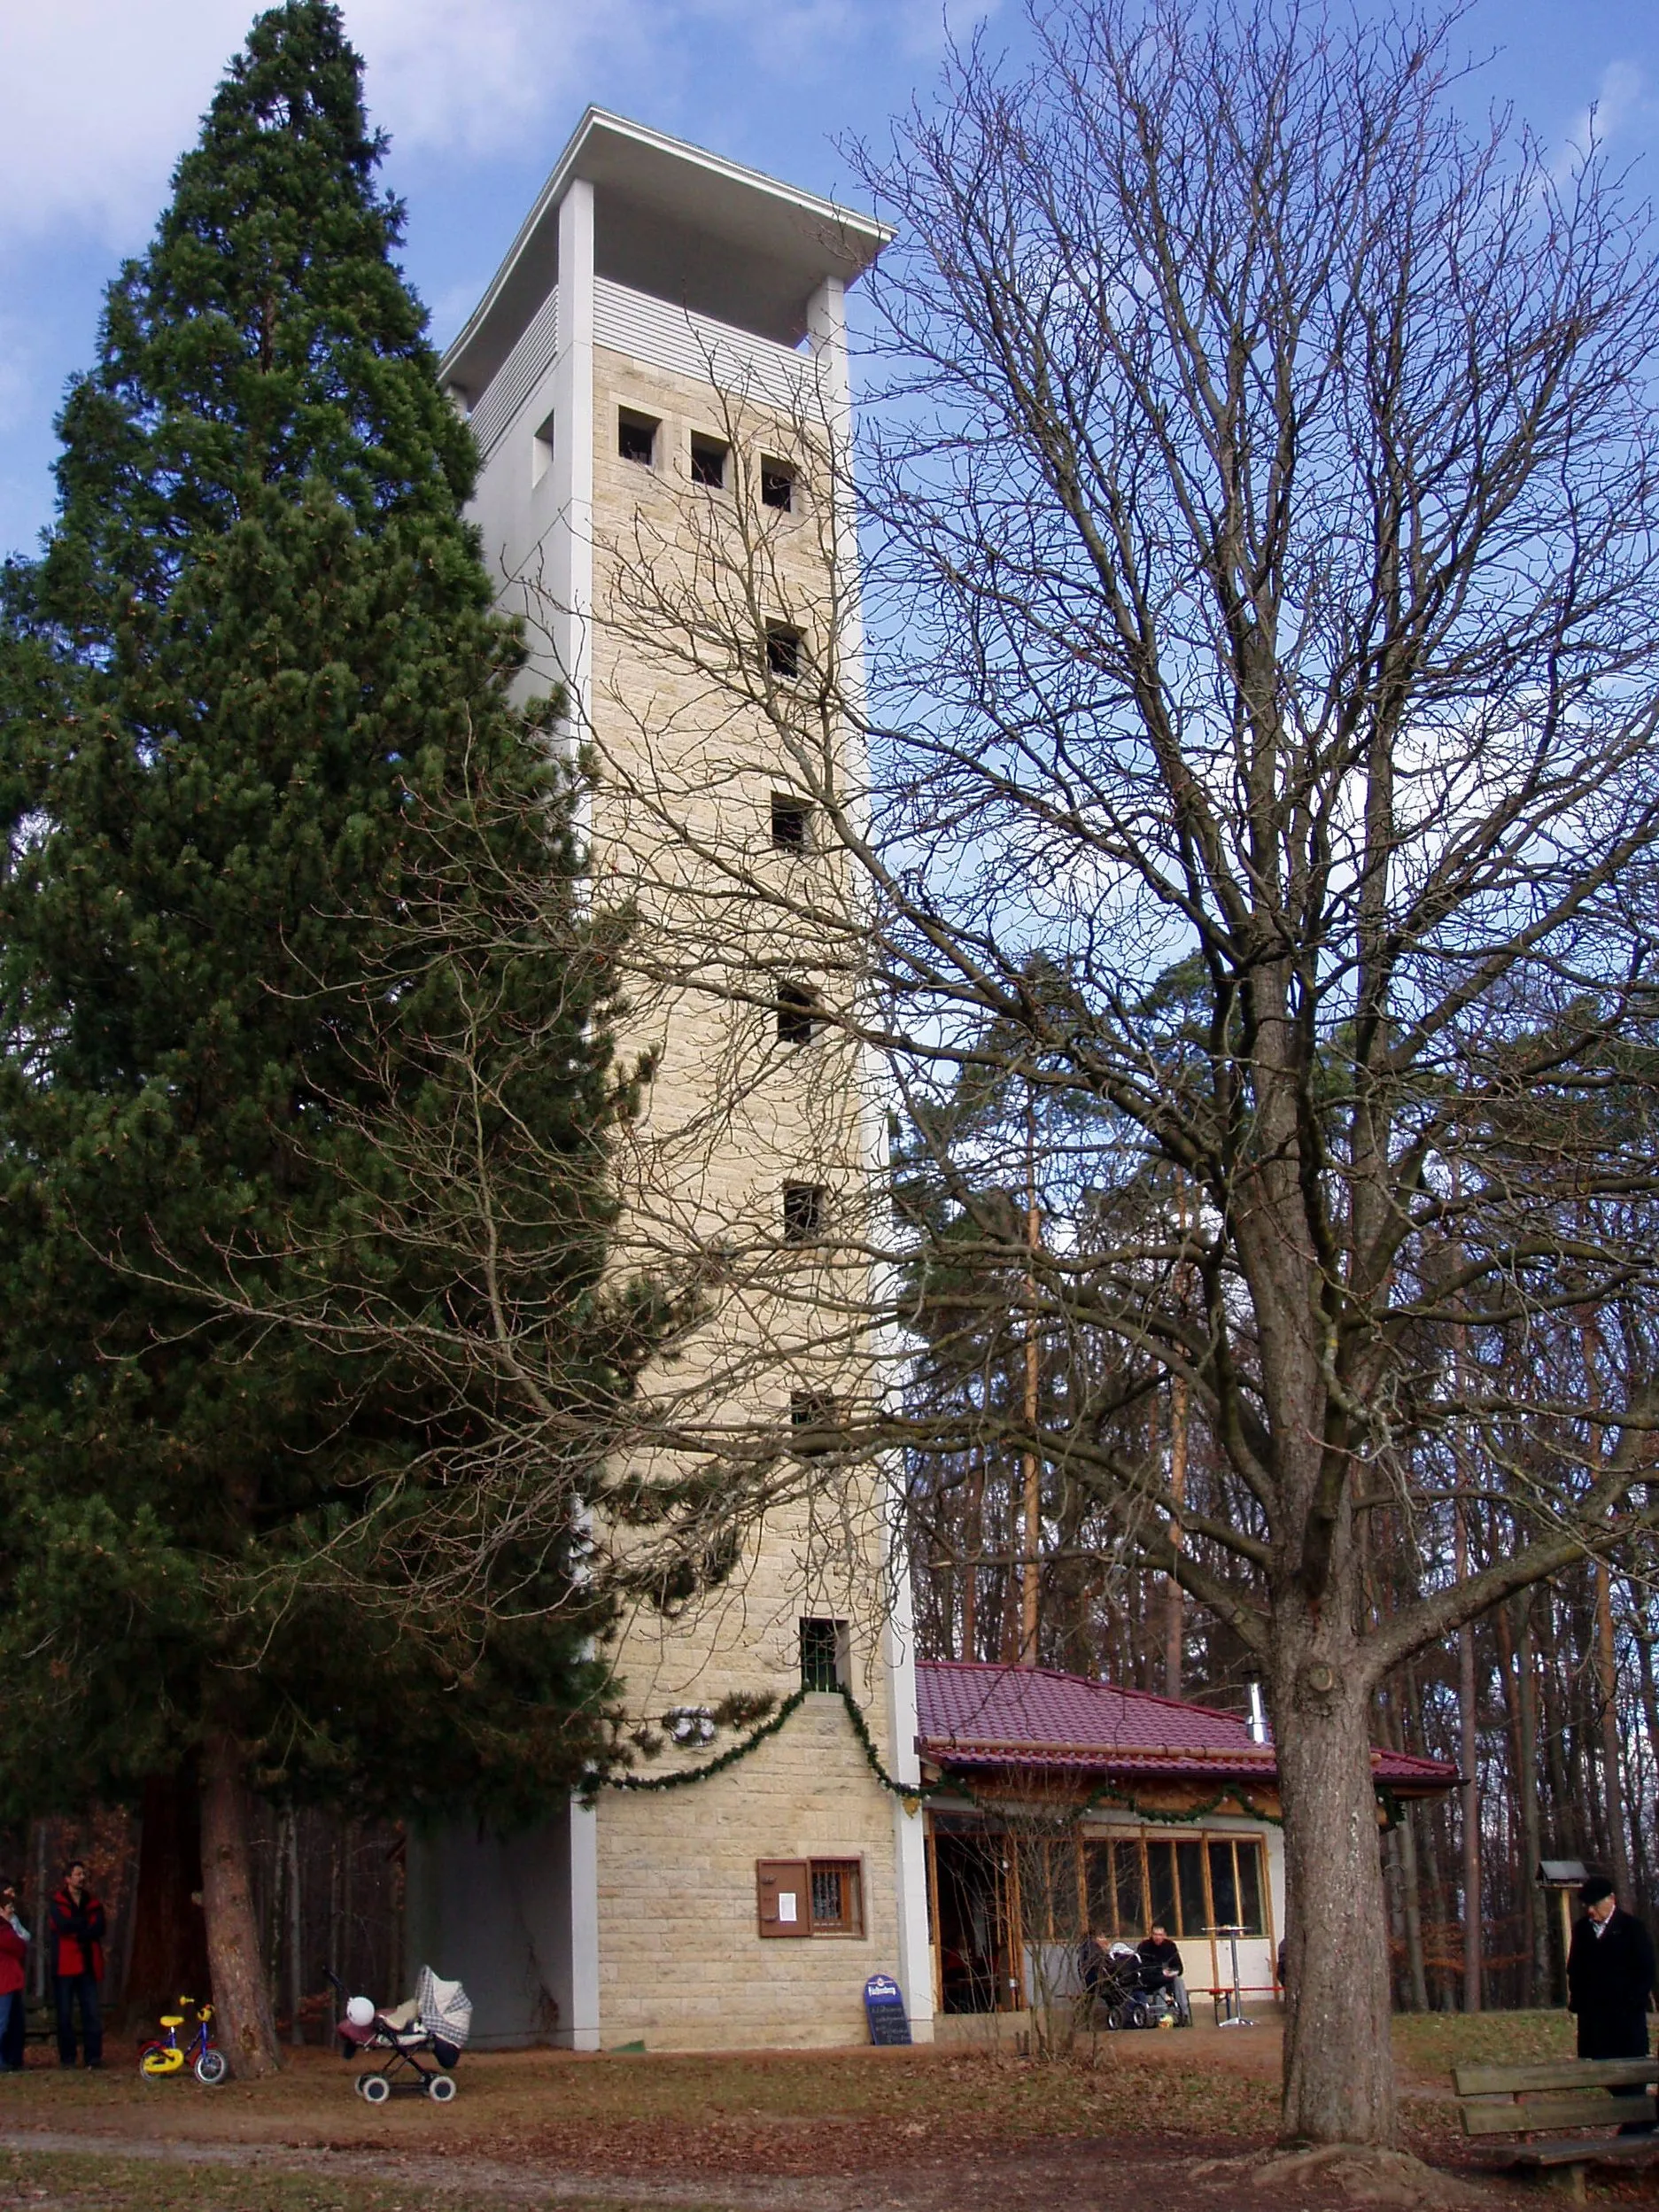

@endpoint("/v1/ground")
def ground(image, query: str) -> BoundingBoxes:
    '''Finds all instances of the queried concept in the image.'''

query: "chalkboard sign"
[864,1975,912,2046]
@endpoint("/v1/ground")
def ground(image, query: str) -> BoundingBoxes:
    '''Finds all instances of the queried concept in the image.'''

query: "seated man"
[1137,1923,1191,2025]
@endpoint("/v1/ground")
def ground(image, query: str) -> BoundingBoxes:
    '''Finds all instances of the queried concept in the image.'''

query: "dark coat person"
[1567,1875,1656,2134]
[1568,1878,1656,2059]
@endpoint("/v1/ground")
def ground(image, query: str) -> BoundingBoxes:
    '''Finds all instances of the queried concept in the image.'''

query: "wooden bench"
[1454,2057,1659,2200]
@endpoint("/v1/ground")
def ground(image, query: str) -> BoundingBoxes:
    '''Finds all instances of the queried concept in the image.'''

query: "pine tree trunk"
[1275,1640,1396,2146]
[1397,1805,1430,2013]
[1596,1562,1632,1900]
[125,1768,213,2025]
[1454,1504,1482,2011]
[200,1730,281,2079]
[1512,1594,1551,2005]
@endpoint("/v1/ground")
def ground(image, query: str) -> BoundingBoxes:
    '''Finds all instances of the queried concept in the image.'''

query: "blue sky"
[1,0,1656,564]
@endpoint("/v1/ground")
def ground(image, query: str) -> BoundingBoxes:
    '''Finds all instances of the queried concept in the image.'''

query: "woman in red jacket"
[0,1879,28,2072]
[48,1861,105,2069]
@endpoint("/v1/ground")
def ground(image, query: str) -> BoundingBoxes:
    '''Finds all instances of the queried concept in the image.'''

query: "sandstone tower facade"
[406,109,934,2053]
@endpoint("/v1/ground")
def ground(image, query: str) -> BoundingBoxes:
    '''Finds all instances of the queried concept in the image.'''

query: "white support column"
[547,187,601,2050]
[882,1541,936,2042]
[805,276,867,778]
[809,272,934,2043]
[564,1797,601,2050]
[550,178,595,742]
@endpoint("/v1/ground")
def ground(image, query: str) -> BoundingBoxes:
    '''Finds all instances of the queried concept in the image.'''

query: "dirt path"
[1,2123,1543,2212]
[0,2028,1555,2212]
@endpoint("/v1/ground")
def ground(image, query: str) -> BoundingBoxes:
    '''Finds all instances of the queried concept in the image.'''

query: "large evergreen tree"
[0,3,645,2075]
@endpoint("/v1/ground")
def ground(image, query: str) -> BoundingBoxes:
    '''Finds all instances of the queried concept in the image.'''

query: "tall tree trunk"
[284,1811,305,2048]
[125,1768,212,2024]
[1165,1372,1188,1699]
[1510,1593,1550,2006]
[1631,1605,1659,1918]
[1380,1687,1430,2013]
[199,1730,281,2079]
[1019,1096,1041,1663]
[1396,1804,1430,2013]
[1595,1561,1633,1900]
[1539,1599,1577,1851]
[1275,1635,1396,2146]
[960,1451,982,1661]
[1454,1503,1482,2012]
[30,1822,49,2002]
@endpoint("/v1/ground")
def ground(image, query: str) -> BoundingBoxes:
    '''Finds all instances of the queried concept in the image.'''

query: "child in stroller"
[1078,1936,1178,2030]
[329,1966,472,2101]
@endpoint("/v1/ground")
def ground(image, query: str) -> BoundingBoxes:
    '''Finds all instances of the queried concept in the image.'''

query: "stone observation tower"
[404,110,934,2053]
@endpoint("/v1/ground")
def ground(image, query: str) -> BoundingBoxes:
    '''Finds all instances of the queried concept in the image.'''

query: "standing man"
[48,1859,105,2069]
[1567,1874,1656,2133]
[1138,1921,1192,2026]
[0,1880,28,2072]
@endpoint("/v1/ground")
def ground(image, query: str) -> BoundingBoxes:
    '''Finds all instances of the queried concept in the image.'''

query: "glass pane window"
[1236,1841,1265,1936]
[809,1859,862,1934]
[798,1617,843,1690]
[1208,1840,1239,1929]
[1045,1840,1081,1942]
[1113,1840,1144,1933]
[1176,1840,1206,1939]
[1084,1843,1116,1936]
[1146,1840,1177,1934]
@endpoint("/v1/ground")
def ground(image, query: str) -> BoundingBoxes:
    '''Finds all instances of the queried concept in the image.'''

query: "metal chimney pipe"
[1246,1680,1269,1744]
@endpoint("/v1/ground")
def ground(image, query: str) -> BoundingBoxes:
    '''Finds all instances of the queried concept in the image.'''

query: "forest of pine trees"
[901,1112,1659,2014]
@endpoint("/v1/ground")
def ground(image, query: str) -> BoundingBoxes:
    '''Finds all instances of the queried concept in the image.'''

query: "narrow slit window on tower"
[782,1182,826,1244]
[531,408,555,486]
[761,459,795,511]
[765,623,802,679]
[799,1616,848,1690]
[618,407,659,466]
[771,794,811,853]
[776,981,820,1044]
[790,1392,841,1460]
[689,432,728,488]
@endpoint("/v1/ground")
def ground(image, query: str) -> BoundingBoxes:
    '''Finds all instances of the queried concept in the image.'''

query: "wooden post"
[1557,1886,1573,1995]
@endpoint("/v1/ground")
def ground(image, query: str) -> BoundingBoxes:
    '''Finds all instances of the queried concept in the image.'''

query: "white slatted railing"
[593,277,816,415]
[469,289,561,462]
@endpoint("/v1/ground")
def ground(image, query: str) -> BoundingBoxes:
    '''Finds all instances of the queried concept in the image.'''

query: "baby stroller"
[329,1966,472,2102]
[1085,1940,1177,2030]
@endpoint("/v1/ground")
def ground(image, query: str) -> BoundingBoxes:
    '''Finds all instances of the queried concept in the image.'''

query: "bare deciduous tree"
[570,0,1659,2150]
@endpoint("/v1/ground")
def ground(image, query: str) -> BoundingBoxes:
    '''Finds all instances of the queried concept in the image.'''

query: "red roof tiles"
[914,1659,1454,1791]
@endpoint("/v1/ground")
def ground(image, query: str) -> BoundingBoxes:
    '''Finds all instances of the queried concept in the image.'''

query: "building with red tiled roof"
[915,1658,1454,1792]
[913,1660,1454,2035]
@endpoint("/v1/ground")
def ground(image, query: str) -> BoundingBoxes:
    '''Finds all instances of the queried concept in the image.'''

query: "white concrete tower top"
[441,108,894,408]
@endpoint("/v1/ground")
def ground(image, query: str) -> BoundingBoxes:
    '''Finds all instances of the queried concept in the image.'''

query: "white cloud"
[0,0,628,251]
[0,2,247,247]
[0,0,981,254]
[0,0,982,257]
[1554,59,1655,177]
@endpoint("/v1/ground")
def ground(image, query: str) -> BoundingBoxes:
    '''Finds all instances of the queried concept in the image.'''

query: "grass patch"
[1394,2008,1574,2083]
[0,2146,740,2212]
[0,2149,462,2212]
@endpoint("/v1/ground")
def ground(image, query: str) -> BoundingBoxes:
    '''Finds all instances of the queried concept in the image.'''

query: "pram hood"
[415,1965,472,2050]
